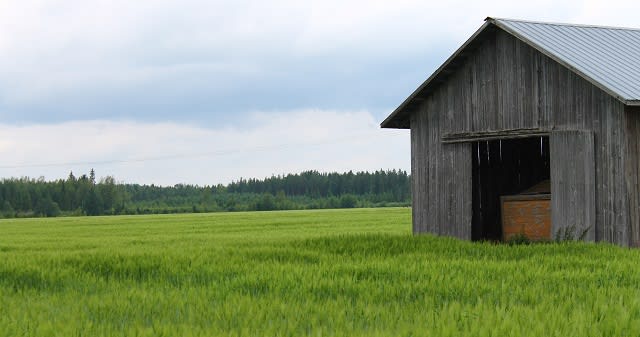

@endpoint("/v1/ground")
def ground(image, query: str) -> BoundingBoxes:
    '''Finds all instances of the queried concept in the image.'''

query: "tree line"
[0,169,410,218]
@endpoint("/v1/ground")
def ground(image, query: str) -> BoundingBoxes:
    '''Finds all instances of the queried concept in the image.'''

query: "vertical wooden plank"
[410,113,421,234]
[410,88,472,240]
[624,106,640,247]
[462,142,473,239]
[471,142,482,240]
[481,32,497,131]
[550,130,596,241]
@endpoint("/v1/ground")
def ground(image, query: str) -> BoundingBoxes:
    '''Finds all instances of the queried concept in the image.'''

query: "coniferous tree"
[89,169,96,186]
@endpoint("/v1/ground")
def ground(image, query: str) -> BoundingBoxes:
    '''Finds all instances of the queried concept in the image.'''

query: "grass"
[0,208,639,336]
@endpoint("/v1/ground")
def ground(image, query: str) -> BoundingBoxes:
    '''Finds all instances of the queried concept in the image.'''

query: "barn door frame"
[550,130,596,241]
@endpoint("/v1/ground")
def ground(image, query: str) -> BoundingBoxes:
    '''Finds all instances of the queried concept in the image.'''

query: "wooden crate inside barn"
[500,181,551,241]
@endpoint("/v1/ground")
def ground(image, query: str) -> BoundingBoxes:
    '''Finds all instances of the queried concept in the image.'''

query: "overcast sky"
[1,0,638,185]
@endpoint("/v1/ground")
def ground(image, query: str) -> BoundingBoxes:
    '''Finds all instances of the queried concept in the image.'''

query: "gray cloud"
[0,0,591,125]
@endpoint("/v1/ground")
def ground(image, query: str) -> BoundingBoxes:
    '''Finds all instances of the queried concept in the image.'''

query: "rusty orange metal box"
[500,194,551,241]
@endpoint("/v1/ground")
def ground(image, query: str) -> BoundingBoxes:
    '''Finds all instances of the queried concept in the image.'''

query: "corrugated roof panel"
[493,18,640,101]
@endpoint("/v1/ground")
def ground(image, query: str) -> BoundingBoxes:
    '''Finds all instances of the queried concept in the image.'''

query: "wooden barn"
[381,17,640,246]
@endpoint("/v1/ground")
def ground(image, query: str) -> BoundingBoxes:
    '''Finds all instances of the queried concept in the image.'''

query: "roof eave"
[380,21,494,129]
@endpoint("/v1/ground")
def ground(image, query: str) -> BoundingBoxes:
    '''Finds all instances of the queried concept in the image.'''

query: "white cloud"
[571,0,640,27]
[0,109,409,185]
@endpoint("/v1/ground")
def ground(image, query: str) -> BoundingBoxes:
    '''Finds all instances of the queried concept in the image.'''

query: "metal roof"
[381,17,640,129]
[494,17,640,104]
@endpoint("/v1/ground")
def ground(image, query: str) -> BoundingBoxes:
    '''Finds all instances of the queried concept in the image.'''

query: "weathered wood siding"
[550,130,596,241]
[411,96,472,239]
[624,106,640,247]
[411,28,630,245]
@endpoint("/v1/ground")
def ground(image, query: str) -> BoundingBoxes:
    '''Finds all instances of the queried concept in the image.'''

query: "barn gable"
[383,18,640,246]
[382,17,640,129]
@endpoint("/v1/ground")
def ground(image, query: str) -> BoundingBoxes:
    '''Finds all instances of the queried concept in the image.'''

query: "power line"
[0,130,385,169]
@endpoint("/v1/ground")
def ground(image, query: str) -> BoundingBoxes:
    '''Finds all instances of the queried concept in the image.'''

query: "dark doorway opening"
[471,136,550,241]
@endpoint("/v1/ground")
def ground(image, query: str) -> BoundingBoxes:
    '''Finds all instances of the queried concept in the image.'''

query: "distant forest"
[0,169,410,218]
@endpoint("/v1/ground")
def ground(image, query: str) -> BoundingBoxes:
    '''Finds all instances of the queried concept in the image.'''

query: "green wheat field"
[1,208,640,336]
